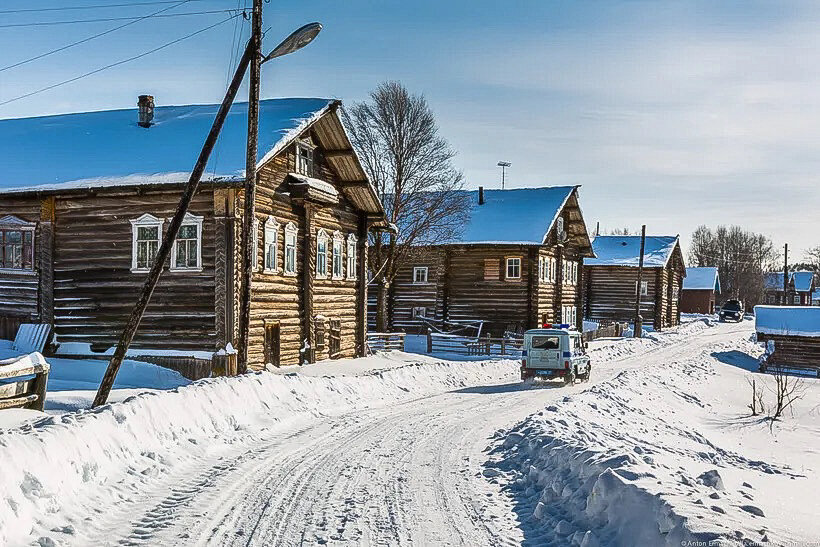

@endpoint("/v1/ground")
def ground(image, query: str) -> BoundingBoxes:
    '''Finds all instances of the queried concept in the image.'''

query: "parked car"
[719,299,744,322]
[521,325,591,384]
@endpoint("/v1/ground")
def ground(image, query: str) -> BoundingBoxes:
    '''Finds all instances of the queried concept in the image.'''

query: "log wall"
[52,190,217,350]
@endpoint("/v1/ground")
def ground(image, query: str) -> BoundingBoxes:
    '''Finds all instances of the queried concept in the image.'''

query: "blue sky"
[1,0,818,258]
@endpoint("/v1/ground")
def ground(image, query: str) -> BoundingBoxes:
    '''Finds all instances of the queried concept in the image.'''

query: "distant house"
[762,271,816,306]
[681,267,720,314]
[583,235,686,329]
[813,290,820,307]
[383,186,594,336]
[755,305,820,376]
[0,96,385,372]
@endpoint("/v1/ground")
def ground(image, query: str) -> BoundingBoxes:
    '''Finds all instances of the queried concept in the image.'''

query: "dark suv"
[719,299,744,322]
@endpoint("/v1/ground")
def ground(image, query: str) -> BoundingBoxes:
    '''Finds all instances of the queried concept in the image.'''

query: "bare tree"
[747,377,765,416]
[688,225,778,307]
[803,245,820,271]
[343,81,469,330]
[609,227,634,236]
[768,366,805,422]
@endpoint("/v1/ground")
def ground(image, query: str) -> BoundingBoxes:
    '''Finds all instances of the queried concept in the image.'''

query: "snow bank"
[0,354,517,546]
[491,322,802,546]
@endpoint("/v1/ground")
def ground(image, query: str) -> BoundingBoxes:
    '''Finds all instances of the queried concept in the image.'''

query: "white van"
[521,326,591,384]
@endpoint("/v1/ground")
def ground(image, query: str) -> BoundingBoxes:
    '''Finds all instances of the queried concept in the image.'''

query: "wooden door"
[264,322,280,368]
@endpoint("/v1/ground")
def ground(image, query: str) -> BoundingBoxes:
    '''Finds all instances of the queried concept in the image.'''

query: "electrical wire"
[0,0,214,14]
[0,0,194,73]
[0,9,243,28]
[0,13,241,107]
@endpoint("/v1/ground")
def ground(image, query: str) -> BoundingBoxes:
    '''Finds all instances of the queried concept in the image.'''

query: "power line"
[0,9,243,28]
[0,0,194,73]
[0,0,214,14]
[0,13,240,107]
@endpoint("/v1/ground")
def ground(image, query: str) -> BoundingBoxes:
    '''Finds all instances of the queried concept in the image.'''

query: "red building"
[680,267,720,314]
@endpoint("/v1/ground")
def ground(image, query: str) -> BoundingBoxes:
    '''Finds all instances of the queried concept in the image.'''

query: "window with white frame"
[636,280,649,296]
[506,257,521,280]
[284,222,297,275]
[252,217,260,271]
[672,286,679,300]
[0,216,35,272]
[264,216,279,273]
[296,140,315,177]
[551,257,557,282]
[332,231,344,279]
[316,229,328,278]
[346,234,357,279]
[131,214,163,272]
[412,306,426,319]
[561,305,577,325]
[170,213,203,271]
[538,257,545,283]
[557,217,565,235]
[794,295,801,304]
[413,266,429,284]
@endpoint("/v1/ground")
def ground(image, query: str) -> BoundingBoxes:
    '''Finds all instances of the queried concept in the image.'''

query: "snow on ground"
[0,352,515,546]
[489,320,819,546]
[0,316,814,546]
[0,340,190,414]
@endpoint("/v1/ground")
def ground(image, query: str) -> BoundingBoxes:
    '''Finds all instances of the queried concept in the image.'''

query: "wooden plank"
[0,393,38,410]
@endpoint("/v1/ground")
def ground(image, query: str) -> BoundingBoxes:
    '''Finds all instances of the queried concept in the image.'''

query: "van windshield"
[531,336,561,349]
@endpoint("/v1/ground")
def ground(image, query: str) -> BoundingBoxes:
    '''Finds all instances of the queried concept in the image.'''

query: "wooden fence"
[0,314,31,342]
[429,332,523,357]
[583,321,628,342]
[367,332,406,352]
[0,354,50,411]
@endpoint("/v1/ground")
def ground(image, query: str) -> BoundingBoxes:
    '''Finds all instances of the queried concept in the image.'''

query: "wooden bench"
[13,323,51,354]
[0,354,50,411]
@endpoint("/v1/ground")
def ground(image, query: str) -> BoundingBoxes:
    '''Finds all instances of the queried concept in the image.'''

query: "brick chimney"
[137,94,154,127]
[478,186,485,205]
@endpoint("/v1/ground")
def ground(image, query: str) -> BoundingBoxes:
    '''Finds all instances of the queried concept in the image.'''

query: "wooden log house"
[0,97,385,372]
[680,266,720,314]
[584,235,685,329]
[385,186,595,336]
[762,271,816,306]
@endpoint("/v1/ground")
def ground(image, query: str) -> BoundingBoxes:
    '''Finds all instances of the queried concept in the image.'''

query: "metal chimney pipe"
[478,186,485,205]
[137,95,154,128]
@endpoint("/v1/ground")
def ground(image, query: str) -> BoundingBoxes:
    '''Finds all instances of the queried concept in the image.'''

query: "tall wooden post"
[355,213,369,356]
[783,243,789,305]
[38,197,55,328]
[555,247,564,324]
[302,203,316,363]
[93,43,255,407]
[237,0,263,374]
[634,225,646,338]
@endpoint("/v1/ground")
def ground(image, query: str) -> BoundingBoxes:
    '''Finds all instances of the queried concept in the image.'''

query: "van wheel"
[565,369,576,385]
[582,365,591,382]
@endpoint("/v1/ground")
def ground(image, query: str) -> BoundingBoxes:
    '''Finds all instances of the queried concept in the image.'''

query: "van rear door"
[528,334,562,368]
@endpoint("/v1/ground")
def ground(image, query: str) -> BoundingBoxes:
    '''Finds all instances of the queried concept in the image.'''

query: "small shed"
[755,305,820,375]
[681,267,720,314]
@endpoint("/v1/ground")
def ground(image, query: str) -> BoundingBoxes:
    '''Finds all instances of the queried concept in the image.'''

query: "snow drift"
[490,320,795,546]
[0,354,516,546]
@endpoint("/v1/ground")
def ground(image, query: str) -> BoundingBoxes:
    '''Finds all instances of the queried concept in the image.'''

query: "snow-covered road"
[62,320,750,547]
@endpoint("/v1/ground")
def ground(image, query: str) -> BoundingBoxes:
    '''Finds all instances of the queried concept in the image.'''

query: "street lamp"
[263,22,322,63]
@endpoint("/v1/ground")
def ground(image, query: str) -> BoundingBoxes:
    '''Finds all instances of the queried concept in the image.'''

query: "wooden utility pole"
[237,0,263,374]
[93,42,255,408]
[633,224,646,338]
[783,243,789,305]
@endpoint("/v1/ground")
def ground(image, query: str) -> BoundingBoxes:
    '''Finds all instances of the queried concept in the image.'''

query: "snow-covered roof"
[683,267,720,292]
[0,98,335,193]
[585,235,680,268]
[755,305,820,337]
[288,173,339,198]
[448,186,577,245]
[763,271,816,292]
[792,271,815,292]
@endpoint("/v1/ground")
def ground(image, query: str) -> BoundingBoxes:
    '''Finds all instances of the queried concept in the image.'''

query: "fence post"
[427,328,433,353]
[501,338,506,356]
